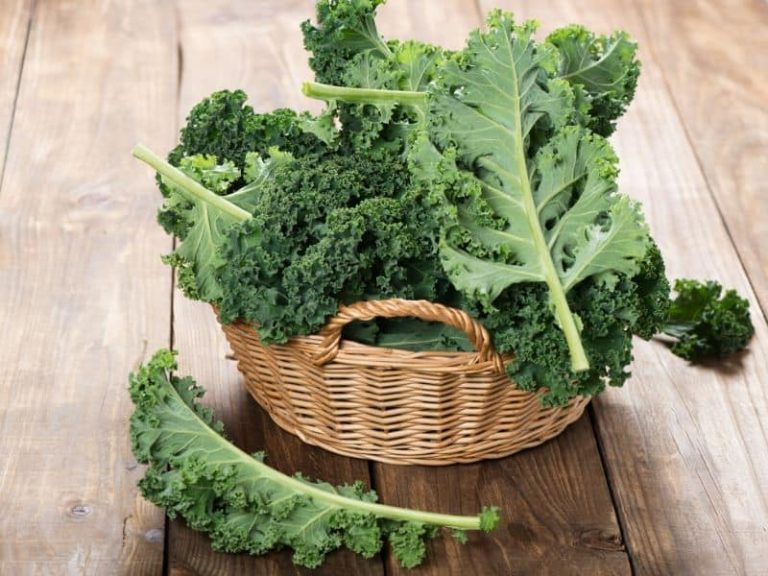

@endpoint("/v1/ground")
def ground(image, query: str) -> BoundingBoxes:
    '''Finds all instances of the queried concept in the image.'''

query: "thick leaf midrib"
[495,27,589,371]
[500,31,556,286]
[152,374,483,529]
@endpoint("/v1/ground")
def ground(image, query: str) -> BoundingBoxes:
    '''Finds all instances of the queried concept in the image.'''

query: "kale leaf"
[130,350,499,568]
[157,91,327,236]
[663,279,754,360]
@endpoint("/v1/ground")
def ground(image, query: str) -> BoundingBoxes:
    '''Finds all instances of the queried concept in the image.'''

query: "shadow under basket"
[217,298,590,466]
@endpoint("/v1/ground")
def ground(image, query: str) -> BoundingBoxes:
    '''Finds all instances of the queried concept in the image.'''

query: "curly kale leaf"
[301,0,392,86]
[169,90,325,174]
[301,0,444,148]
[135,146,258,302]
[156,91,328,236]
[631,240,670,340]
[476,281,625,404]
[129,350,499,569]
[217,148,445,343]
[419,13,649,373]
[456,230,667,404]
[546,25,640,136]
[663,279,754,360]
[157,154,243,240]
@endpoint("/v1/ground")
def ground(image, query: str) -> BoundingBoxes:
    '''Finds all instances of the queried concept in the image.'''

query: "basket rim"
[276,331,514,369]
[217,298,513,372]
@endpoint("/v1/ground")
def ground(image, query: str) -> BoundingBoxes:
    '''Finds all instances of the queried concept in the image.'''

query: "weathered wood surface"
[376,417,631,576]
[482,0,768,574]
[0,0,176,573]
[1,0,765,575]
[635,0,768,313]
[0,0,33,179]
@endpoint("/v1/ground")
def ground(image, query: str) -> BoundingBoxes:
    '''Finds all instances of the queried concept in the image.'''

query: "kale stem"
[223,423,484,530]
[132,144,251,222]
[302,81,427,108]
[159,366,486,531]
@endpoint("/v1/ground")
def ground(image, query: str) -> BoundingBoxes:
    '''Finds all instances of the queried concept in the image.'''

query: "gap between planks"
[0,0,36,191]
[588,404,638,576]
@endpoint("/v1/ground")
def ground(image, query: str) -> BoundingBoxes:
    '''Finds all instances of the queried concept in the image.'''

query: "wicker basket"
[219,299,589,465]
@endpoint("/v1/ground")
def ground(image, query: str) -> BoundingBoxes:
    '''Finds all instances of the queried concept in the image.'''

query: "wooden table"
[1,0,766,574]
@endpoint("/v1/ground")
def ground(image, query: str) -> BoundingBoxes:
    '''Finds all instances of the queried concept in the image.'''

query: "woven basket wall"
[218,299,590,465]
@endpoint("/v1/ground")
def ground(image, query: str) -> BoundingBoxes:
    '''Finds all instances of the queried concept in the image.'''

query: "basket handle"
[313,299,505,373]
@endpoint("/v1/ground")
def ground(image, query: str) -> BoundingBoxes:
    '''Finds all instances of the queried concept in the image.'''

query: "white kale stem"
[159,368,485,531]
[302,81,427,111]
[132,144,252,222]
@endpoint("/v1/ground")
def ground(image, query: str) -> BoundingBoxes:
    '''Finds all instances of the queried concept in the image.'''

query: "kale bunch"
[134,0,753,406]
[215,146,448,343]
[301,1,670,401]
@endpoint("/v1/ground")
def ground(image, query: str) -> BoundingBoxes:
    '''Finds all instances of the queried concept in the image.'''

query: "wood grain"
[0,0,33,179]
[168,1,381,573]
[479,0,768,573]
[0,0,176,573]
[370,2,630,574]
[377,417,630,576]
[634,0,768,314]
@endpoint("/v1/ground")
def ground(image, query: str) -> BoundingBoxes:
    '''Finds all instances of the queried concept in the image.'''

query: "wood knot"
[144,528,163,543]
[577,528,624,551]
[69,504,92,519]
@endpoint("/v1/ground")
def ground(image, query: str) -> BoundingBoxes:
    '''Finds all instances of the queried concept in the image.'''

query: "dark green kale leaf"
[301,0,443,149]
[631,240,670,340]
[130,350,499,569]
[301,0,392,86]
[663,279,754,360]
[216,147,446,343]
[157,90,327,236]
[169,90,325,173]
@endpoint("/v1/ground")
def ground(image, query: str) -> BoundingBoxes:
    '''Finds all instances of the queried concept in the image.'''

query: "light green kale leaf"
[421,12,649,371]
[130,349,499,569]
[135,146,255,302]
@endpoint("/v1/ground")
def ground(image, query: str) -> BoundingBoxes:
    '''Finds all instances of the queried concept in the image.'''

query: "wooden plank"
[0,0,33,179]
[634,0,768,313]
[168,1,382,574]
[371,2,630,574]
[377,418,631,576]
[0,0,176,573]
[477,0,768,573]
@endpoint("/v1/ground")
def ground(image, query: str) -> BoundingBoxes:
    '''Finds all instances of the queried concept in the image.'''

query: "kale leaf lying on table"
[130,350,499,569]
[663,279,755,361]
